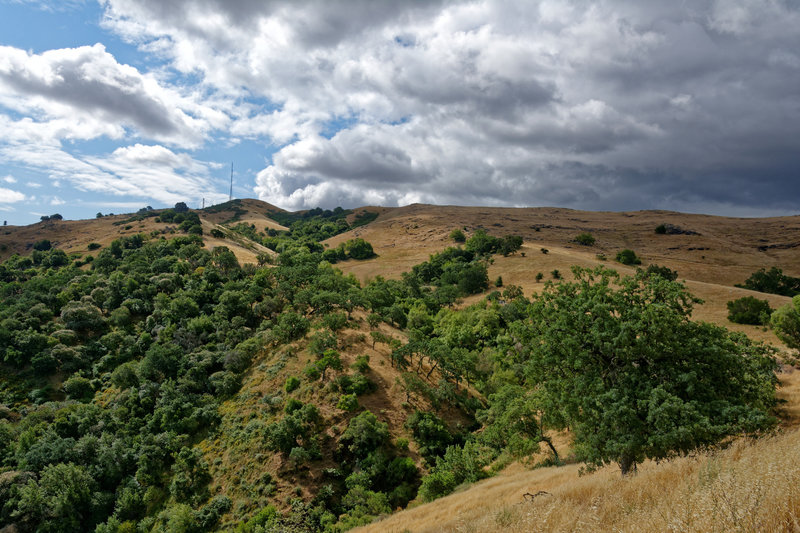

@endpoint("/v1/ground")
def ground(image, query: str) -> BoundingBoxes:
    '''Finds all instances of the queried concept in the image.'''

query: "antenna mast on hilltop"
[229,162,234,202]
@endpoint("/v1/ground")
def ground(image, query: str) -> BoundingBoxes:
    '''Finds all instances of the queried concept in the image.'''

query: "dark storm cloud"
[97,1,800,214]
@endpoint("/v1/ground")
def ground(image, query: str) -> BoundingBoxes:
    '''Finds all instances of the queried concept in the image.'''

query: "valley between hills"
[1,199,799,532]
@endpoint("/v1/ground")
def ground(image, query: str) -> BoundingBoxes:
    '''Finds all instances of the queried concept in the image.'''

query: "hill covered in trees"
[0,201,798,532]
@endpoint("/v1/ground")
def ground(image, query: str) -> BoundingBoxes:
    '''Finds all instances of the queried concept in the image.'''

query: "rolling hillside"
[0,200,798,532]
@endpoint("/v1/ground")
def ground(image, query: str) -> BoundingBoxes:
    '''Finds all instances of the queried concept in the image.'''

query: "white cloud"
[0,187,26,203]
[0,43,225,147]
[2,176,16,183]
[2,0,796,216]
[0,137,226,206]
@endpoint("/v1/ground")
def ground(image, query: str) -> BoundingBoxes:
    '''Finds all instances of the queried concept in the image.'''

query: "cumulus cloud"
[102,0,800,214]
[0,43,225,147]
[0,187,26,203]
[5,0,800,216]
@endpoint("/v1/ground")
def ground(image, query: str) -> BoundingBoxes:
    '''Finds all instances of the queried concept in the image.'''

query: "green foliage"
[14,462,97,532]
[350,354,370,373]
[737,267,800,297]
[405,411,458,462]
[339,411,390,459]
[88,242,102,251]
[63,376,94,401]
[523,266,778,474]
[645,264,678,281]
[574,232,596,246]
[237,505,279,533]
[33,239,52,251]
[772,295,800,351]
[343,238,376,260]
[337,393,359,412]
[464,229,522,256]
[285,376,301,393]
[615,248,642,265]
[351,210,379,228]
[265,402,320,456]
[418,442,493,501]
[169,447,211,505]
[450,228,466,242]
[655,224,667,234]
[727,296,772,325]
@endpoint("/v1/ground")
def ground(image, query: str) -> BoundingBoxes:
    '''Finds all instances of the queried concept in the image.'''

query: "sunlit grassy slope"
[356,369,800,533]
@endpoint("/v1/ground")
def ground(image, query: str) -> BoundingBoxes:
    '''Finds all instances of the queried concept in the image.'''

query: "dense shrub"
[449,229,466,243]
[575,233,596,246]
[616,249,642,265]
[737,267,800,297]
[727,296,773,325]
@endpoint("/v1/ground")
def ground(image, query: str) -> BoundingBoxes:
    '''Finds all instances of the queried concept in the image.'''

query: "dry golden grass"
[357,426,800,533]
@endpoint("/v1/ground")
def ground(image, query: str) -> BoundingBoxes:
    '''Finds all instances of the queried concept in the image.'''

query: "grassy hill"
[0,200,798,531]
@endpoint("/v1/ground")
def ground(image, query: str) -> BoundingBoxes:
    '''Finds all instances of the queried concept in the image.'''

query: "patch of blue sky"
[62,136,120,155]
[0,1,152,70]
[387,116,411,126]
[320,114,358,140]
[194,138,276,201]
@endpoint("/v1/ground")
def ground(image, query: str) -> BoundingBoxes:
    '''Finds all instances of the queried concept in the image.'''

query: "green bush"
[575,233,596,246]
[772,295,800,350]
[87,242,101,250]
[284,376,301,393]
[449,229,466,243]
[616,249,642,265]
[337,394,359,412]
[655,224,667,234]
[351,355,370,373]
[33,239,51,251]
[645,264,678,281]
[418,442,492,501]
[727,296,772,325]
[405,411,457,462]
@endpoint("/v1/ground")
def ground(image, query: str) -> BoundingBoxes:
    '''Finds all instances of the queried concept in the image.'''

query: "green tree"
[523,266,777,475]
[727,296,772,325]
[737,267,800,297]
[15,462,97,532]
[339,411,389,459]
[772,295,800,350]
[615,249,641,265]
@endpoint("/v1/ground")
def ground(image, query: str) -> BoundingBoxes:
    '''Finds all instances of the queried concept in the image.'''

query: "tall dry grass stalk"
[357,427,800,533]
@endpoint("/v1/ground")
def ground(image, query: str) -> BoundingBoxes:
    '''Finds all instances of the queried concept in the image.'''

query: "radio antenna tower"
[229,162,234,202]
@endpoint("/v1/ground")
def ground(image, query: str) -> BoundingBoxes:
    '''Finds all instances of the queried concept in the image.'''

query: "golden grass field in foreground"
[356,369,800,533]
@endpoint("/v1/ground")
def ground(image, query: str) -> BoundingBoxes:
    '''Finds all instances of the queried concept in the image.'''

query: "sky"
[0,0,798,225]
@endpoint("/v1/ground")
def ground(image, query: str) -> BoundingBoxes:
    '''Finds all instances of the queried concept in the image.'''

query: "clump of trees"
[727,296,772,325]
[737,267,800,297]
[574,232,596,246]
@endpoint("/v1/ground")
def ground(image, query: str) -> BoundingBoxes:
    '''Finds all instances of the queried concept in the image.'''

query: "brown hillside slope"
[0,199,285,265]
[327,205,800,347]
